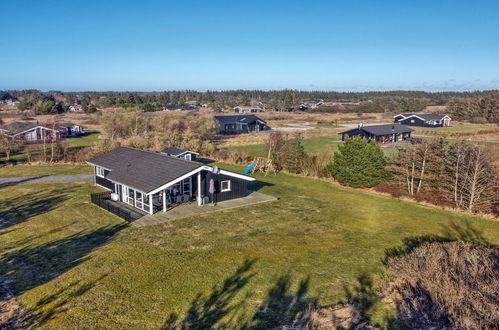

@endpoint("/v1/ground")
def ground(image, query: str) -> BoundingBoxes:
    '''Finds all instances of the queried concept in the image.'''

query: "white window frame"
[184,153,192,160]
[221,180,231,192]
[96,166,105,178]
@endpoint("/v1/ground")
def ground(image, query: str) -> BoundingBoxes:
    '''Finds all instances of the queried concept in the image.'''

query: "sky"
[1,0,499,92]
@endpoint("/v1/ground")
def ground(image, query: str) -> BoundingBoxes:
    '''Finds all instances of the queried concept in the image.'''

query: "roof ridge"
[120,146,203,165]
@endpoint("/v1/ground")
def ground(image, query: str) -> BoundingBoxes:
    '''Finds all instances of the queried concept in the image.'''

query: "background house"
[340,123,414,143]
[68,104,83,112]
[234,106,264,113]
[161,147,199,161]
[58,123,84,137]
[394,113,451,127]
[0,122,62,143]
[214,115,271,135]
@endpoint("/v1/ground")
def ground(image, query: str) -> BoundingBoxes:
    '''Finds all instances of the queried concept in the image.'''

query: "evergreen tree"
[328,137,387,187]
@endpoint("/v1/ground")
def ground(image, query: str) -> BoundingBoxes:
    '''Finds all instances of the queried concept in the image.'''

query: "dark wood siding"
[96,175,114,190]
[399,117,443,127]
[204,172,248,203]
[94,167,115,190]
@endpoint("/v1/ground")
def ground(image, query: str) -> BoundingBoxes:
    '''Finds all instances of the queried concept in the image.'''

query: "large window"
[221,180,231,192]
[184,154,191,160]
[96,167,105,178]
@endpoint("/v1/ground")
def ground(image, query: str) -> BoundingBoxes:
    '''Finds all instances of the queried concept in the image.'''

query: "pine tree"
[328,137,387,187]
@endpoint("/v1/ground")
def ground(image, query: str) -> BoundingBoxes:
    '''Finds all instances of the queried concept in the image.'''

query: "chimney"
[391,125,395,131]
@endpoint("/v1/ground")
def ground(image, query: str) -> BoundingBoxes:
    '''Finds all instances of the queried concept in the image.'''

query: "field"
[0,164,92,177]
[1,166,498,328]
[225,135,399,159]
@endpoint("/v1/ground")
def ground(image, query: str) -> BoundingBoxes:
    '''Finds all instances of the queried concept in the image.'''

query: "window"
[183,178,191,195]
[221,180,231,192]
[96,167,105,178]
[410,119,415,123]
[184,154,191,160]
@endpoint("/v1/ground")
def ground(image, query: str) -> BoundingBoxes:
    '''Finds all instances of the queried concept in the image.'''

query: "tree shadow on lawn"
[0,186,72,232]
[383,219,492,263]
[162,260,315,330]
[1,273,110,328]
[0,224,126,298]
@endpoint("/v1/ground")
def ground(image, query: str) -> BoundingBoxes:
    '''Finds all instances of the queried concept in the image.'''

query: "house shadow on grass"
[0,186,73,232]
[248,180,274,193]
[0,224,126,298]
[162,261,316,330]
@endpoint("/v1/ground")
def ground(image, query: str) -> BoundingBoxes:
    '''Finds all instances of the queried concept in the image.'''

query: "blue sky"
[1,0,499,91]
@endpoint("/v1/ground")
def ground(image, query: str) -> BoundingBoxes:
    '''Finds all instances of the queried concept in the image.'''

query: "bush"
[328,137,387,187]
[383,241,499,329]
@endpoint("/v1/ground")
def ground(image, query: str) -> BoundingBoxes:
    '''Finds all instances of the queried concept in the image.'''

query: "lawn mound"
[383,241,499,329]
[0,278,26,329]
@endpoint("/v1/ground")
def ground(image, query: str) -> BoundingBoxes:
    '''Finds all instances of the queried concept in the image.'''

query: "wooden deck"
[132,191,277,227]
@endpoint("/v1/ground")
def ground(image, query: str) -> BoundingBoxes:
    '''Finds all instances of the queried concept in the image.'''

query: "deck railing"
[90,192,140,222]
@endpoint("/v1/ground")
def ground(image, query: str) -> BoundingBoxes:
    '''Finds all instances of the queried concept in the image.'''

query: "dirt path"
[0,175,92,187]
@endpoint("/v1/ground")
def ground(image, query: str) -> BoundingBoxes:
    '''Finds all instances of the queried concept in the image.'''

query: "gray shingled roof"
[0,122,39,134]
[87,147,204,193]
[342,124,414,136]
[214,115,266,125]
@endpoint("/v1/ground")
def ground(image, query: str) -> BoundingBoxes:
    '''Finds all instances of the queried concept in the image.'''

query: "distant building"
[214,115,271,135]
[340,123,414,144]
[299,99,324,110]
[161,147,199,161]
[58,123,84,137]
[0,122,63,143]
[234,106,264,113]
[394,113,451,127]
[3,97,20,106]
[68,104,83,112]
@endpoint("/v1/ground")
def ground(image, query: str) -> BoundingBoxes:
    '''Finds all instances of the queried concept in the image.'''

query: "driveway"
[0,175,93,186]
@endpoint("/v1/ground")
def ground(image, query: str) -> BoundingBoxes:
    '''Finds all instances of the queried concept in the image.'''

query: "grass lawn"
[226,136,399,159]
[1,170,498,328]
[0,164,92,177]
[411,123,498,136]
[66,131,100,149]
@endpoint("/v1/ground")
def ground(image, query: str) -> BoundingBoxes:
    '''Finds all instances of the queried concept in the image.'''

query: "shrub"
[383,241,499,329]
[328,137,387,187]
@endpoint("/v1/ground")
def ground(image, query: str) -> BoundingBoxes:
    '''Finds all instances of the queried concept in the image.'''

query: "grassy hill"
[1,168,498,328]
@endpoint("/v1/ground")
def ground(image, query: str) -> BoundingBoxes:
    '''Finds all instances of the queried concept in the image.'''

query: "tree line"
[2,89,498,118]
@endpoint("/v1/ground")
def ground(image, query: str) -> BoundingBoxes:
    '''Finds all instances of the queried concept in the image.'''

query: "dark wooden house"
[87,147,255,215]
[161,147,199,161]
[340,124,414,143]
[0,122,62,143]
[214,115,271,135]
[394,113,451,127]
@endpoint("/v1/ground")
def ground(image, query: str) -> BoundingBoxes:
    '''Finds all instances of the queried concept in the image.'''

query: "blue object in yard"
[242,162,256,175]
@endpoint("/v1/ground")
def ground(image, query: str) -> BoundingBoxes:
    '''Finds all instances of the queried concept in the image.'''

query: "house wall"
[398,117,443,127]
[94,167,115,190]
[204,171,248,203]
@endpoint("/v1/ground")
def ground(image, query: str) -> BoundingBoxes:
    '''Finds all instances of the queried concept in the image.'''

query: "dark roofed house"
[87,147,255,216]
[0,121,62,143]
[340,123,414,144]
[214,115,271,135]
[161,147,199,161]
[394,113,451,127]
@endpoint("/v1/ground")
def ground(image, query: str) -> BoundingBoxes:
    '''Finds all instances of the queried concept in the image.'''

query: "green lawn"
[66,131,100,149]
[411,123,498,136]
[0,164,92,177]
[226,136,399,159]
[1,169,498,328]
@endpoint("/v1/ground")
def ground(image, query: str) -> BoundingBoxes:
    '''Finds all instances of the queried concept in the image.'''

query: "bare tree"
[0,132,22,161]
[443,142,498,213]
